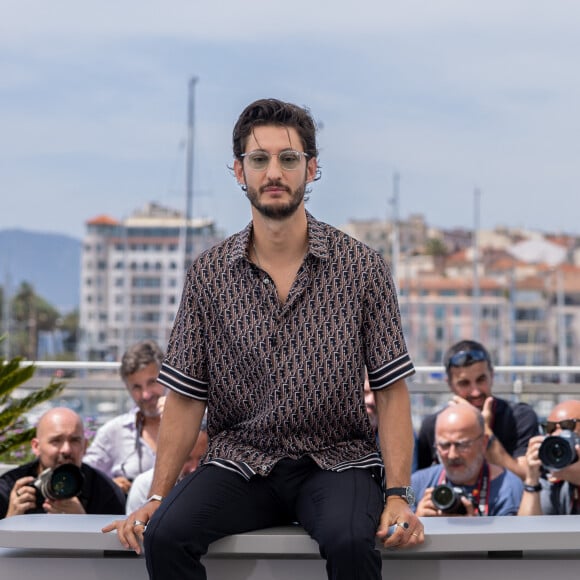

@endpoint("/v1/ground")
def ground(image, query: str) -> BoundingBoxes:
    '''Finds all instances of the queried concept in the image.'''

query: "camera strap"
[571,484,579,514]
[439,462,490,516]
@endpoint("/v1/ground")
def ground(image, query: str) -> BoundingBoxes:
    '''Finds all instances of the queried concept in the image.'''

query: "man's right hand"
[101,501,161,554]
[415,487,439,517]
[523,435,544,484]
[113,476,133,495]
[6,476,36,518]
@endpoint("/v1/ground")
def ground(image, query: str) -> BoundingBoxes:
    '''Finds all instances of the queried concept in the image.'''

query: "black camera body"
[431,483,473,515]
[539,429,580,471]
[33,463,84,501]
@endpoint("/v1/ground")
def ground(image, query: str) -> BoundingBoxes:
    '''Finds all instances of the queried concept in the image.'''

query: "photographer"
[518,400,580,516]
[417,340,538,480]
[412,404,523,517]
[0,407,125,519]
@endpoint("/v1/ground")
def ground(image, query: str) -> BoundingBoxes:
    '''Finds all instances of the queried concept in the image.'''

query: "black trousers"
[144,457,384,580]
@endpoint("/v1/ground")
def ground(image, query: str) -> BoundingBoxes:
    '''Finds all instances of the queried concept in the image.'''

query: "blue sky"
[2,1,580,240]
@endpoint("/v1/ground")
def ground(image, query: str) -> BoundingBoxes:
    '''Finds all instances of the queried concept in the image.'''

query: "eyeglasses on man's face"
[435,434,484,454]
[241,149,309,172]
[446,349,489,370]
[542,418,580,435]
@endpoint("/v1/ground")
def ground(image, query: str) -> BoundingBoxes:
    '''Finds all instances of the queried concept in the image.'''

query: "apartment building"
[79,202,222,361]
[343,216,580,377]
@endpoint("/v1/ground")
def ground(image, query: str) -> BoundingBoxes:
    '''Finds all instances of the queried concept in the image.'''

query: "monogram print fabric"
[158,213,415,479]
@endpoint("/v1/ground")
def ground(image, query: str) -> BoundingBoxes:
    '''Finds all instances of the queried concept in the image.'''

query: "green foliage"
[59,308,79,358]
[0,345,65,460]
[425,237,448,257]
[2,282,79,360]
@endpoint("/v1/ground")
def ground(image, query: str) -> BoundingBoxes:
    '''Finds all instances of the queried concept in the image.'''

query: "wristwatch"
[146,494,164,503]
[385,486,416,507]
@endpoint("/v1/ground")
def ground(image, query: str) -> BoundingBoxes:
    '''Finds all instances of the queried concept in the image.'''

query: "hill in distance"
[0,229,81,312]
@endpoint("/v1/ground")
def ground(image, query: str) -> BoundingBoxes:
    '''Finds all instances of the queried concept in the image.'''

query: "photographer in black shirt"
[0,407,125,519]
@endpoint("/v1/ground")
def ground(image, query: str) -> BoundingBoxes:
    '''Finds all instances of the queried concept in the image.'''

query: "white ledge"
[2,513,580,558]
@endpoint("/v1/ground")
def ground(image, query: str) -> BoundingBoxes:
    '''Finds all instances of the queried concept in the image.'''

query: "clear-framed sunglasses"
[241,149,310,171]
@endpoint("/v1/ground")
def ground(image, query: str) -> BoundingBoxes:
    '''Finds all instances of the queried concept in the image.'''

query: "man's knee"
[144,507,205,558]
[319,528,377,561]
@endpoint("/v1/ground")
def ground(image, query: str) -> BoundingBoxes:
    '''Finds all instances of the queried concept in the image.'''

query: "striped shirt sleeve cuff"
[158,362,209,401]
[368,353,415,390]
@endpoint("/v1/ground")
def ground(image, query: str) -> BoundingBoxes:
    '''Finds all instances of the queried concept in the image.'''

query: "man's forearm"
[375,379,414,486]
[486,436,527,480]
[148,390,206,497]
[518,489,543,515]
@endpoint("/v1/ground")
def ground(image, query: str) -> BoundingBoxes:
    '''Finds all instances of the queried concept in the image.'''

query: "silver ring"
[397,522,409,530]
[133,519,145,527]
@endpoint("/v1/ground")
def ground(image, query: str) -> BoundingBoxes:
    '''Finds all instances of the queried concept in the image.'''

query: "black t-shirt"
[0,460,125,519]
[416,397,539,470]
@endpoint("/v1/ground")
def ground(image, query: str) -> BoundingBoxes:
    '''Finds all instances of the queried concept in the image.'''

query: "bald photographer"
[412,404,523,517]
[518,400,580,515]
[0,407,125,518]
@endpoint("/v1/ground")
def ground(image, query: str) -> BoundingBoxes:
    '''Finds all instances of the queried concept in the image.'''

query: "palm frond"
[0,426,36,455]
[0,359,36,402]
[0,338,67,461]
[0,379,65,431]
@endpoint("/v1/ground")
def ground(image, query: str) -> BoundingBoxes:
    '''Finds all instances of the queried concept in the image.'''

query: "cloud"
[2,1,580,239]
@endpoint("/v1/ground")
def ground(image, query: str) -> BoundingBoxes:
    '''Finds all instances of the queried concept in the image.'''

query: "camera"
[432,484,472,514]
[539,429,580,471]
[33,464,84,501]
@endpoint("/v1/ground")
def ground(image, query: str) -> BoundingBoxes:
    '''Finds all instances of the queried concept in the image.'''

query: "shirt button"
[263,278,270,285]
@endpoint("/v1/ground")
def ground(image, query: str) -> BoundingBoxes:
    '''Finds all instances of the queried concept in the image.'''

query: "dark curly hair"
[232,98,319,161]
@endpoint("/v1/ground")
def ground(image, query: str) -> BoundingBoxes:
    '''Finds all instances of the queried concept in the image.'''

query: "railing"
[14,362,580,431]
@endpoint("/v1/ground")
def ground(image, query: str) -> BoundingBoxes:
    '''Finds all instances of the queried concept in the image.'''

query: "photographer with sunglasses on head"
[417,340,538,480]
[518,400,580,515]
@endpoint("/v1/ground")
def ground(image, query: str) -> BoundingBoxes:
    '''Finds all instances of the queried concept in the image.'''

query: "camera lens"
[432,485,455,511]
[34,464,84,501]
[431,484,467,514]
[49,465,84,499]
[539,433,577,470]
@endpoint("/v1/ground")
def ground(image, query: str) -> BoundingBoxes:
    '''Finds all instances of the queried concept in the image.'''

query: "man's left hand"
[376,498,424,548]
[548,445,580,486]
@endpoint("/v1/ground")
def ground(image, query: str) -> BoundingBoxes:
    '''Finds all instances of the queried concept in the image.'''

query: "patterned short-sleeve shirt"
[159,212,414,479]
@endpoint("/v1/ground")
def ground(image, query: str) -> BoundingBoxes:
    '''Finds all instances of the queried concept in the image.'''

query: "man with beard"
[84,340,165,494]
[416,340,538,480]
[412,404,523,517]
[104,98,424,579]
[0,407,125,518]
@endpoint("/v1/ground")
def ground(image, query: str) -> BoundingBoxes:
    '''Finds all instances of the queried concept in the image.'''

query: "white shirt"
[83,408,155,481]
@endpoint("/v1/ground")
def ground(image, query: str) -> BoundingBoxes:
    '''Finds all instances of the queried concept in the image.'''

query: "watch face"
[405,487,416,506]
